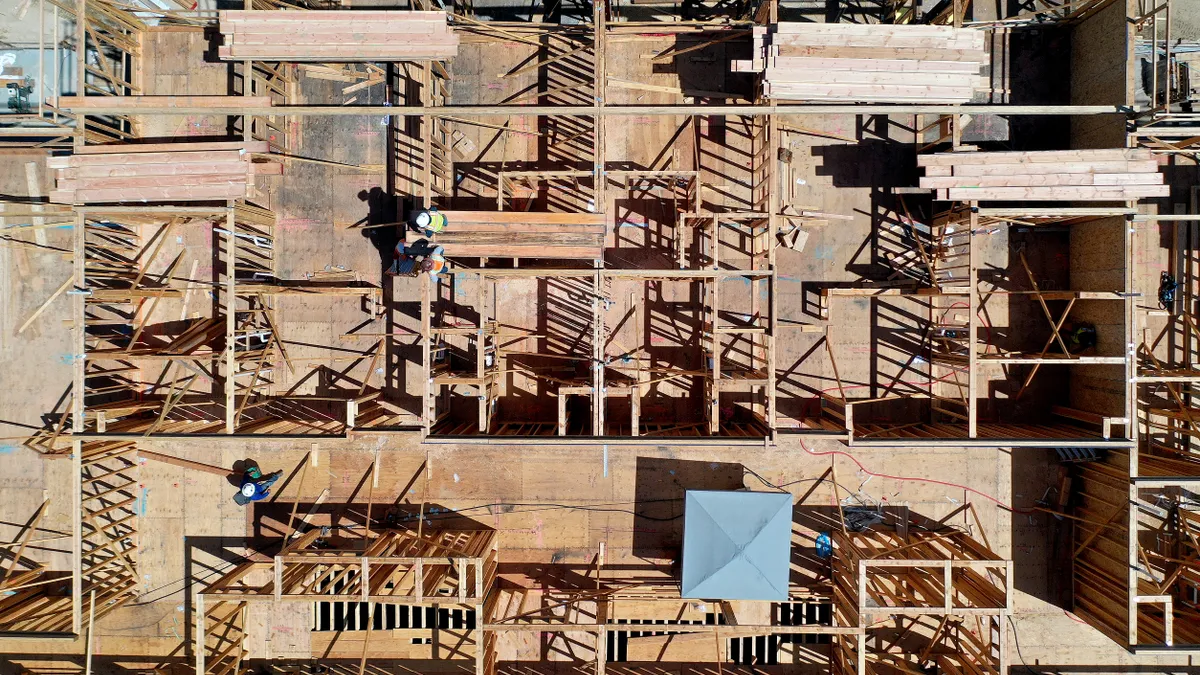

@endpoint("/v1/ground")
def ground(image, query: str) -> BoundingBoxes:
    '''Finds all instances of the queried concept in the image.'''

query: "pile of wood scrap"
[918,148,1168,201]
[732,23,987,103]
[218,10,459,62]
[435,211,607,260]
[298,64,388,101]
[48,141,280,204]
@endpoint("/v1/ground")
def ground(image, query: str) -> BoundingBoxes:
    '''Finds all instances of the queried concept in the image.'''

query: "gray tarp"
[680,490,792,601]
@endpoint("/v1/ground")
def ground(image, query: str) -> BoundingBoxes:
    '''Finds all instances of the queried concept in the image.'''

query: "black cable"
[1007,615,1049,675]
[743,466,876,504]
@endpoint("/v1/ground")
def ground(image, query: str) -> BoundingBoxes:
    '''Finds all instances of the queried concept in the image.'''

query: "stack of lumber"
[218,10,459,62]
[51,95,273,110]
[732,23,987,103]
[435,211,606,260]
[918,148,1169,201]
[48,141,279,204]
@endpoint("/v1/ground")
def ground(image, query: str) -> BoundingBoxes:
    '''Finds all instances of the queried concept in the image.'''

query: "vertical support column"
[242,63,252,142]
[632,290,643,436]
[71,440,82,634]
[592,0,606,209]
[195,592,206,675]
[766,115,780,437]
[223,203,237,433]
[477,272,487,432]
[996,609,1008,674]
[593,268,605,435]
[422,272,433,438]
[72,210,85,433]
[457,558,467,603]
[70,208,85,634]
[75,0,86,142]
[1123,201,1139,647]
[422,64,433,208]
[967,205,979,438]
[596,624,607,675]
[558,392,567,436]
[710,276,720,435]
[942,561,953,613]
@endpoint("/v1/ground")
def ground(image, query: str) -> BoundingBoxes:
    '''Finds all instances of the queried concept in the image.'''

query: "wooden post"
[195,592,206,675]
[558,392,568,436]
[632,291,642,436]
[967,205,978,437]
[593,268,605,435]
[361,558,370,602]
[422,273,433,437]
[84,589,96,675]
[71,440,82,634]
[224,203,237,433]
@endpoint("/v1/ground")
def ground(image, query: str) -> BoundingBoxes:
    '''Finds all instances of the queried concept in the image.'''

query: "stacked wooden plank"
[732,23,987,103]
[435,211,606,260]
[51,95,273,110]
[48,141,278,204]
[918,148,1168,201]
[218,10,459,62]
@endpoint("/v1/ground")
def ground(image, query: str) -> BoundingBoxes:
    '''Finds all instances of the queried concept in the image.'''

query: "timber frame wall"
[192,474,1009,675]
[1,0,1195,658]
[1066,0,1200,654]
[819,204,1137,449]
[7,0,1171,446]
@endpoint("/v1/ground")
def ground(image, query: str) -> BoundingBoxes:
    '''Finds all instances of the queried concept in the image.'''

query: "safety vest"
[427,252,447,275]
[417,210,447,234]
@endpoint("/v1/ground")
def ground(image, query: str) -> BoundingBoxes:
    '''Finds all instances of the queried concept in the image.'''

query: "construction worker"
[387,238,446,278]
[233,466,282,505]
[419,252,446,277]
[411,207,448,238]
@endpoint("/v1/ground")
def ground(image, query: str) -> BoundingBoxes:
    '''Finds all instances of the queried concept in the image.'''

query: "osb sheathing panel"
[1069,365,1128,417]
[1069,217,1129,416]
[1069,0,1136,149]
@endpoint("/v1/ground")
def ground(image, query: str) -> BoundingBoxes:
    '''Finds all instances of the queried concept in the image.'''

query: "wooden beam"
[138,449,230,476]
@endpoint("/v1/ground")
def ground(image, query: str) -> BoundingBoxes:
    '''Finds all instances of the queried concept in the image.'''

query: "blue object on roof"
[815,532,833,558]
[680,490,792,601]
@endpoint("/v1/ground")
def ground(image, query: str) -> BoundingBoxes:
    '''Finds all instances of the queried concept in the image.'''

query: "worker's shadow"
[358,187,402,272]
[227,458,261,487]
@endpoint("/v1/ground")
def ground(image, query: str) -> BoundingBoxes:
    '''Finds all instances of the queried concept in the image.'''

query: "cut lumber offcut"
[217,10,459,62]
